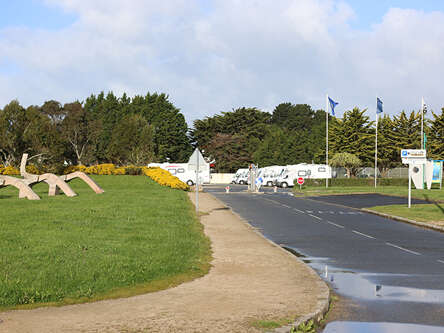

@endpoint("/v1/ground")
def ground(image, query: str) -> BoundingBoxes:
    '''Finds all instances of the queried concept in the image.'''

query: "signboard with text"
[401,149,426,164]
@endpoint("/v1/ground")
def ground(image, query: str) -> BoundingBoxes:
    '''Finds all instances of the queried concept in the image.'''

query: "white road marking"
[437,260,444,264]
[306,210,313,213]
[352,230,376,239]
[326,221,345,229]
[293,208,305,213]
[282,204,291,208]
[308,214,322,220]
[385,242,421,256]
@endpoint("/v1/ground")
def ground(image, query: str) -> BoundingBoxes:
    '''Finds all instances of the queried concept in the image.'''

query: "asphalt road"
[208,185,444,328]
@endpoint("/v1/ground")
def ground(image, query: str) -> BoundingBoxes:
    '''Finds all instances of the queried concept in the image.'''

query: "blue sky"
[348,0,444,28]
[1,0,444,124]
[2,1,444,31]
[0,0,75,30]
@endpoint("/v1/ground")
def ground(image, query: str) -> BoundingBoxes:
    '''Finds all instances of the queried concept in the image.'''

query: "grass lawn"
[368,204,444,223]
[0,175,211,309]
[295,185,444,203]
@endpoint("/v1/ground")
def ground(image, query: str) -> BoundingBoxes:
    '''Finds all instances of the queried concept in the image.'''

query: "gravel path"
[0,192,328,333]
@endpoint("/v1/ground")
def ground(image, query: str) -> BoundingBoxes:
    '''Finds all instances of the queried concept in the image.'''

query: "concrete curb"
[361,208,444,233]
[207,193,331,333]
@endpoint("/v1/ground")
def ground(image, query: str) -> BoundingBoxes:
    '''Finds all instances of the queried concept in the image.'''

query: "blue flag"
[328,97,338,116]
[376,97,383,114]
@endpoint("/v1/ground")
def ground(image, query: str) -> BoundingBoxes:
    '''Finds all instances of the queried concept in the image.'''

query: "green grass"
[295,185,444,203]
[368,204,444,223]
[0,175,211,309]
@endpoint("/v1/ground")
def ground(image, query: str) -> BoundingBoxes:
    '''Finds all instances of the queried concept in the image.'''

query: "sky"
[1,0,443,126]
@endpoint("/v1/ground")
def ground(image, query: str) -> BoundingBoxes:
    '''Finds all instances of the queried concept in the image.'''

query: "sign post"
[297,177,304,191]
[188,148,206,213]
[401,149,426,208]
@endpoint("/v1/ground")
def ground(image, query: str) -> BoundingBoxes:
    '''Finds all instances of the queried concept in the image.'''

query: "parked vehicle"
[261,166,285,186]
[236,168,250,185]
[148,162,210,186]
[276,164,331,188]
[232,168,248,184]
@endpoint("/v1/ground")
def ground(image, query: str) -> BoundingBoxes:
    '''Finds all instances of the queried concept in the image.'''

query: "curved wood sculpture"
[20,154,77,197]
[20,154,104,196]
[60,171,104,194]
[0,175,40,200]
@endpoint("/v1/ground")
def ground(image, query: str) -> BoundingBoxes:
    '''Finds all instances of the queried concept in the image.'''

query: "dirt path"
[0,192,328,333]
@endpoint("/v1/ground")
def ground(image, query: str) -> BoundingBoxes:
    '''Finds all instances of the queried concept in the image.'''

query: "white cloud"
[0,0,443,125]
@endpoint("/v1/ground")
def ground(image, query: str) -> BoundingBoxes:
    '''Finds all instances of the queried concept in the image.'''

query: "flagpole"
[375,103,378,188]
[326,94,329,188]
[421,97,424,149]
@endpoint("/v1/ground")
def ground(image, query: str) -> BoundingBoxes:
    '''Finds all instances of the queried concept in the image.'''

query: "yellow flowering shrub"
[1,165,20,175]
[63,165,87,174]
[26,164,43,175]
[114,167,126,175]
[142,167,189,191]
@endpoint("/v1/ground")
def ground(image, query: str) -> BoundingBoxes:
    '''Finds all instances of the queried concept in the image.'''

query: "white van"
[232,168,248,184]
[148,162,210,186]
[236,168,250,185]
[276,164,331,188]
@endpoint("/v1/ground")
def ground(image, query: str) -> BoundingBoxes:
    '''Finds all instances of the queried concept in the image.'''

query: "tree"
[329,107,374,166]
[107,114,155,165]
[205,133,250,172]
[429,108,444,159]
[62,102,101,165]
[330,152,362,178]
[376,115,398,176]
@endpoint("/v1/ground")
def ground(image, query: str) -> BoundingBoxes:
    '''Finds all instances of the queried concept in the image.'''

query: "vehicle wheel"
[187,180,194,186]
[239,180,245,185]
[267,181,273,187]
[281,182,288,188]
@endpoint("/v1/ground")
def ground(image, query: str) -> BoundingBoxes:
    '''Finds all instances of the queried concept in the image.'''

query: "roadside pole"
[196,150,199,213]
[326,94,329,189]
[408,165,411,208]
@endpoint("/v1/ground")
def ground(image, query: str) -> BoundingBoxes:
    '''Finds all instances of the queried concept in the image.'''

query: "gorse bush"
[142,167,190,191]
[0,165,20,175]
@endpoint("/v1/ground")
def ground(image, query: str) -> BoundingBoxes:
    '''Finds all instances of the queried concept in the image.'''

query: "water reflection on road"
[324,321,444,332]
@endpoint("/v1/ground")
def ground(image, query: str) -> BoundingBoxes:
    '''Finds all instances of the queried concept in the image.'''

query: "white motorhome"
[148,162,210,186]
[232,168,248,184]
[276,164,331,188]
[236,168,250,185]
[261,165,285,186]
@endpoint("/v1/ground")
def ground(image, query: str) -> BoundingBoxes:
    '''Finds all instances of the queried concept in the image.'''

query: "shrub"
[302,178,409,187]
[63,165,87,174]
[1,165,20,176]
[142,167,189,191]
[124,166,142,175]
[26,164,43,175]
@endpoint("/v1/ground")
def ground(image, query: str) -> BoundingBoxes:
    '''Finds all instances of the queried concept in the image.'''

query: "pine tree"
[429,108,444,159]
[329,107,374,166]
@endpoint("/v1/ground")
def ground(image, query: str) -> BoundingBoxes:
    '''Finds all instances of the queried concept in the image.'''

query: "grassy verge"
[368,204,444,223]
[0,175,211,310]
[294,185,444,203]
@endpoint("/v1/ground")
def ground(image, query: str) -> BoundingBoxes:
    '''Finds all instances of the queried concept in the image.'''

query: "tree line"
[1,92,443,174]
[0,92,192,172]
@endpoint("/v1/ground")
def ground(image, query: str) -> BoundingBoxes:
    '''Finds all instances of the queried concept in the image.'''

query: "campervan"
[276,164,331,188]
[261,166,285,186]
[232,168,248,184]
[148,162,210,185]
[236,168,250,185]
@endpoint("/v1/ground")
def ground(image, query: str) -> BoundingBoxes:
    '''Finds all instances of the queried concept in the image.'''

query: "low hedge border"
[300,178,410,187]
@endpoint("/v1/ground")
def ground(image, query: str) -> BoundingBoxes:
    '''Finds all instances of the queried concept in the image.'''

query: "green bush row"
[300,178,410,187]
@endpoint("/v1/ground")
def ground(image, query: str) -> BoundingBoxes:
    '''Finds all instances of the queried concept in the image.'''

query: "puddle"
[283,246,444,304]
[324,321,444,332]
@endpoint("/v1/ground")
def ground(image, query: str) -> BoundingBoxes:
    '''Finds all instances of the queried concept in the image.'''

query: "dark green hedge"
[299,178,409,187]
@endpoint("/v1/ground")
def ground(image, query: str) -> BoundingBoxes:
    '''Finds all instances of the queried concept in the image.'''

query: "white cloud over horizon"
[0,0,443,126]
